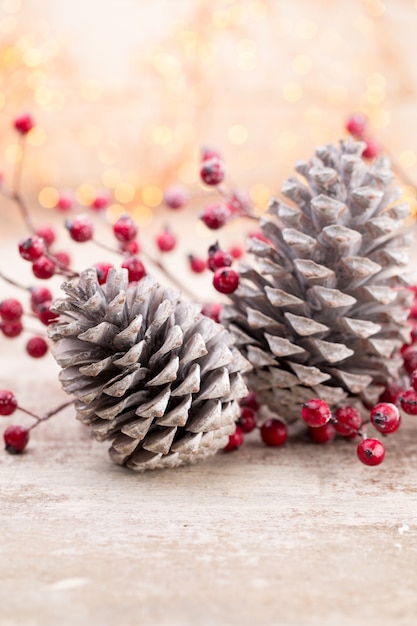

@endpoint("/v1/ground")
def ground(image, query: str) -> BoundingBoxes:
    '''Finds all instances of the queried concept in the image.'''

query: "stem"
[26,399,75,430]
[0,271,29,292]
[9,136,37,233]
[141,247,198,301]
[92,238,121,256]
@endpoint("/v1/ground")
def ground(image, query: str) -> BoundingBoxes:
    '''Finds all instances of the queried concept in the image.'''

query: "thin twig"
[0,270,29,292]
[27,399,75,430]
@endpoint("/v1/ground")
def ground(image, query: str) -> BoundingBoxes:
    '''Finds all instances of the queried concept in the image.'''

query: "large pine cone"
[48,268,249,471]
[222,139,413,420]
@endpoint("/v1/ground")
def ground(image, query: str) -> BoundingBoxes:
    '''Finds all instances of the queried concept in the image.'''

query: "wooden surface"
[1,352,417,626]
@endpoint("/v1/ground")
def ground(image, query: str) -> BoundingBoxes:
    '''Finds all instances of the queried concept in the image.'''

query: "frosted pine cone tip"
[48,268,250,471]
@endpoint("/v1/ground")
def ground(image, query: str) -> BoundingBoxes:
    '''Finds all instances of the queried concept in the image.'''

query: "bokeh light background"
[1,0,417,234]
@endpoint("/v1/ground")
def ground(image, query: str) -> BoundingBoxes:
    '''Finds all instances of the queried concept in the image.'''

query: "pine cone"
[222,139,413,421]
[48,268,250,471]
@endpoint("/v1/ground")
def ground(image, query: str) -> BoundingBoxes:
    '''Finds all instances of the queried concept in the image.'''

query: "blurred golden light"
[102,169,122,189]
[28,126,47,147]
[27,70,46,90]
[372,108,390,128]
[365,0,386,17]
[292,54,312,75]
[81,81,102,102]
[3,0,21,13]
[142,185,163,207]
[228,124,248,145]
[327,85,348,105]
[38,186,59,209]
[212,9,231,28]
[76,184,96,206]
[131,205,153,227]
[399,150,417,169]
[5,144,22,164]
[106,203,125,222]
[79,125,102,147]
[367,72,386,89]
[283,82,303,102]
[248,1,268,19]
[295,19,317,39]
[115,182,136,204]
[34,86,53,106]
[178,160,196,184]
[250,183,270,213]
[278,131,297,150]
[153,52,179,77]
[23,48,42,67]
[365,86,385,105]
[152,126,173,145]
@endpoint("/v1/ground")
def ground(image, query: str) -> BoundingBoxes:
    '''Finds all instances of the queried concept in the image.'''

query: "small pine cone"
[48,268,250,471]
[222,139,414,420]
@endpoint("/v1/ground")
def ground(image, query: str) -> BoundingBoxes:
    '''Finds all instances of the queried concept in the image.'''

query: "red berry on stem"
[370,402,401,434]
[19,235,45,261]
[26,336,48,358]
[201,302,221,323]
[14,114,34,135]
[403,346,417,374]
[362,138,380,159]
[55,193,73,212]
[1,320,23,338]
[357,438,385,466]
[207,243,233,272]
[229,245,244,260]
[379,382,404,405]
[36,301,59,326]
[189,255,206,273]
[164,186,188,209]
[0,390,17,416]
[201,146,221,161]
[308,422,336,444]
[260,418,288,447]
[238,407,257,433]
[95,262,114,285]
[30,286,52,312]
[66,214,94,242]
[345,112,368,139]
[333,405,362,438]
[240,391,260,412]
[121,239,140,255]
[156,229,176,252]
[399,388,417,415]
[224,425,244,452]
[113,215,138,243]
[4,425,29,454]
[411,370,417,392]
[301,398,331,427]
[200,157,225,185]
[32,256,55,279]
[35,225,56,247]
[53,250,71,269]
[213,268,239,294]
[121,257,146,283]
[90,194,109,211]
[201,203,231,230]
[0,298,23,321]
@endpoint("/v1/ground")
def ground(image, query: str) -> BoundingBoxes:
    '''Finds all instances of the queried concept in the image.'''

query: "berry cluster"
[345,112,380,159]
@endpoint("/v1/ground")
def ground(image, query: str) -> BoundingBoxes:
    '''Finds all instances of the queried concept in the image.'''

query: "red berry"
[260,418,288,446]
[1,320,23,337]
[66,214,94,242]
[229,190,251,215]
[201,302,221,323]
[370,402,401,434]
[379,382,404,405]
[224,425,244,452]
[0,298,23,321]
[164,186,189,209]
[207,244,233,272]
[403,346,417,374]
[357,438,385,466]
[32,256,55,279]
[308,422,336,444]
[399,388,417,415]
[239,391,260,412]
[301,398,331,427]
[201,203,231,230]
[237,407,257,433]
[90,194,109,211]
[53,251,71,269]
[4,425,29,454]
[213,268,239,294]
[189,255,206,273]
[113,215,138,243]
[345,112,368,138]
[55,193,73,212]
[121,257,146,283]
[411,370,417,392]
[156,229,176,252]
[120,240,140,255]
[36,301,59,326]
[248,230,272,245]
[362,139,380,159]
[26,336,48,358]
[200,157,225,186]
[95,262,114,285]
[0,390,17,416]
[35,225,56,247]
[333,405,362,438]
[30,286,52,313]
[19,235,45,261]
[14,114,34,135]
[201,146,221,161]
[229,245,244,259]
